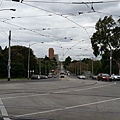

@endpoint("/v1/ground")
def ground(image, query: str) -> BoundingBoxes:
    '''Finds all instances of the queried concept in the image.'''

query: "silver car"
[111,74,120,81]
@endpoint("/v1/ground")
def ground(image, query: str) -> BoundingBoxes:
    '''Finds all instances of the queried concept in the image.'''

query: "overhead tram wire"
[14,0,119,41]
[22,0,120,4]
[63,39,89,56]
[0,24,8,37]
[18,2,93,55]
[21,2,91,41]
[1,19,64,49]
[1,20,67,41]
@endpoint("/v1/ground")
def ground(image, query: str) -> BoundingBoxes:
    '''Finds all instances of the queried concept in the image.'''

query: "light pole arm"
[0,9,16,11]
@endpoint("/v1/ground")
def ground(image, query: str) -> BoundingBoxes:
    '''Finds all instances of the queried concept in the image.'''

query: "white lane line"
[15,97,120,117]
[73,82,116,92]
[53,82,116,94]
[1,93,50,100]
[0,98,10,120]
[1,82,116,100]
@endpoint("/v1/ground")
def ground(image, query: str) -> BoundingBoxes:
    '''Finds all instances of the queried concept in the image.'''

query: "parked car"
[40,75,48,79]
[92,75,97,79]
[31,74,40,79]
[111,74,120,81]
[77,75,86,79]
[48,74,53,78]
[97,73,111,81]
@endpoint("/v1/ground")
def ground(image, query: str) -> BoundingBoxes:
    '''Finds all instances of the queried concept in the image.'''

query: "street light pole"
[8,30,11,81]
[92,57,94,76]
[28,44,30,79]
[110,49,112,76]
[27,42,44,79]
[79,59,81,75]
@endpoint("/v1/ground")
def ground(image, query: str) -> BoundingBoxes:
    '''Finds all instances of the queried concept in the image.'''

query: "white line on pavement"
[15,97,120,117]
[0,98,10,120]
[1,82,116,100]
[73,82,116,92]
[1,93,50,100]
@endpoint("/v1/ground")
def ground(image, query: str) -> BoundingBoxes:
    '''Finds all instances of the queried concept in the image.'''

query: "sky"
[0,0,120,61]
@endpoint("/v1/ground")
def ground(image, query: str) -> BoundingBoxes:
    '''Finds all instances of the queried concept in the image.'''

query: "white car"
[31,75,40,79]
[111,74,120,81]
[60,72,65,78]
[77,75,86,79]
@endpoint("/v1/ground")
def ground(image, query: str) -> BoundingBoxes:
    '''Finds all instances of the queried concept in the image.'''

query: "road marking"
[73,82,116,92]
[1,82,116,100]
[52,82,116,94]
[15,97,120,117]
[1,93,50,100]
[0,99,10,120]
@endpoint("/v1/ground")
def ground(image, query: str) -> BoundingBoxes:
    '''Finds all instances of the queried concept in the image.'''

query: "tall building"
[54,54,59,64]
[49,48,54,59]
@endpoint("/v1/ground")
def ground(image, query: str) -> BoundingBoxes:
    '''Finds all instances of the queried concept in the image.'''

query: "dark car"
[97,73,111,81]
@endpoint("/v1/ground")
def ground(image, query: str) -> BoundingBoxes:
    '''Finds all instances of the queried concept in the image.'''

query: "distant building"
[49,48,54,59]
[54,54,59,64]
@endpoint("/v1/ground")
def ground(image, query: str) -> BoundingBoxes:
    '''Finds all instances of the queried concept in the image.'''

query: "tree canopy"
[91,16,120,74]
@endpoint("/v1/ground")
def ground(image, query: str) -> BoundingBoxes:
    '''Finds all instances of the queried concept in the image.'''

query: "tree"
[0,47,8,78]
[63,56,72,69]
[64,56,72,66]
[91,16,120,74]
[0,45,37,78]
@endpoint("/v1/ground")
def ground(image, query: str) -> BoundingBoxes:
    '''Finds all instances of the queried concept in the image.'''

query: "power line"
[22,2,91,40]
[22,0,120,4]
[1,19,68,49]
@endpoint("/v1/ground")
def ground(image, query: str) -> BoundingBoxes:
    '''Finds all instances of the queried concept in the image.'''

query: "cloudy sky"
[0,0,120,61]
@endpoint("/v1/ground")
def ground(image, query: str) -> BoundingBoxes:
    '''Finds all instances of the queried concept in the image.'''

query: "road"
[0,76,120,120]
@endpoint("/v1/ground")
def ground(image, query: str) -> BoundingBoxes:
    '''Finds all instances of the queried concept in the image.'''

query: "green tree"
[1,45,37,78]
[91,16,120,74]
[64,56,72,69]
[0,47,8,78]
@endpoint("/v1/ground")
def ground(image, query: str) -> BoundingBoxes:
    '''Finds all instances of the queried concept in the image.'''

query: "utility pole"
[39,60,41,75]
[79,59,81,75]
[28,44,30,79]
[92,58,94,76]
[8,30,11,81]
[110,49,112,76]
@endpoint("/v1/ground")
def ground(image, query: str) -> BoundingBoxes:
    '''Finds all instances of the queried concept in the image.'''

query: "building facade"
[49,48,54,59]
[54,54,59,64]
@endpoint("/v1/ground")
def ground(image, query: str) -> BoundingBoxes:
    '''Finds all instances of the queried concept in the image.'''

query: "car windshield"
[102,74,109,76]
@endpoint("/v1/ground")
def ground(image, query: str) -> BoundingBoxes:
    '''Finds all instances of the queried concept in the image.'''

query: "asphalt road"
[0,76,120,120]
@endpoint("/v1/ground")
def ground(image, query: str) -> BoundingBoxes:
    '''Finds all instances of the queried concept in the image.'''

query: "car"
[92,75,97,79]
[77,75,86,79]
[111,74,120,81]
[60,72,65,78]
[40,75,48,79]
[48,74,53,78]
[31,74,40,79]
[97,73,111,81]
